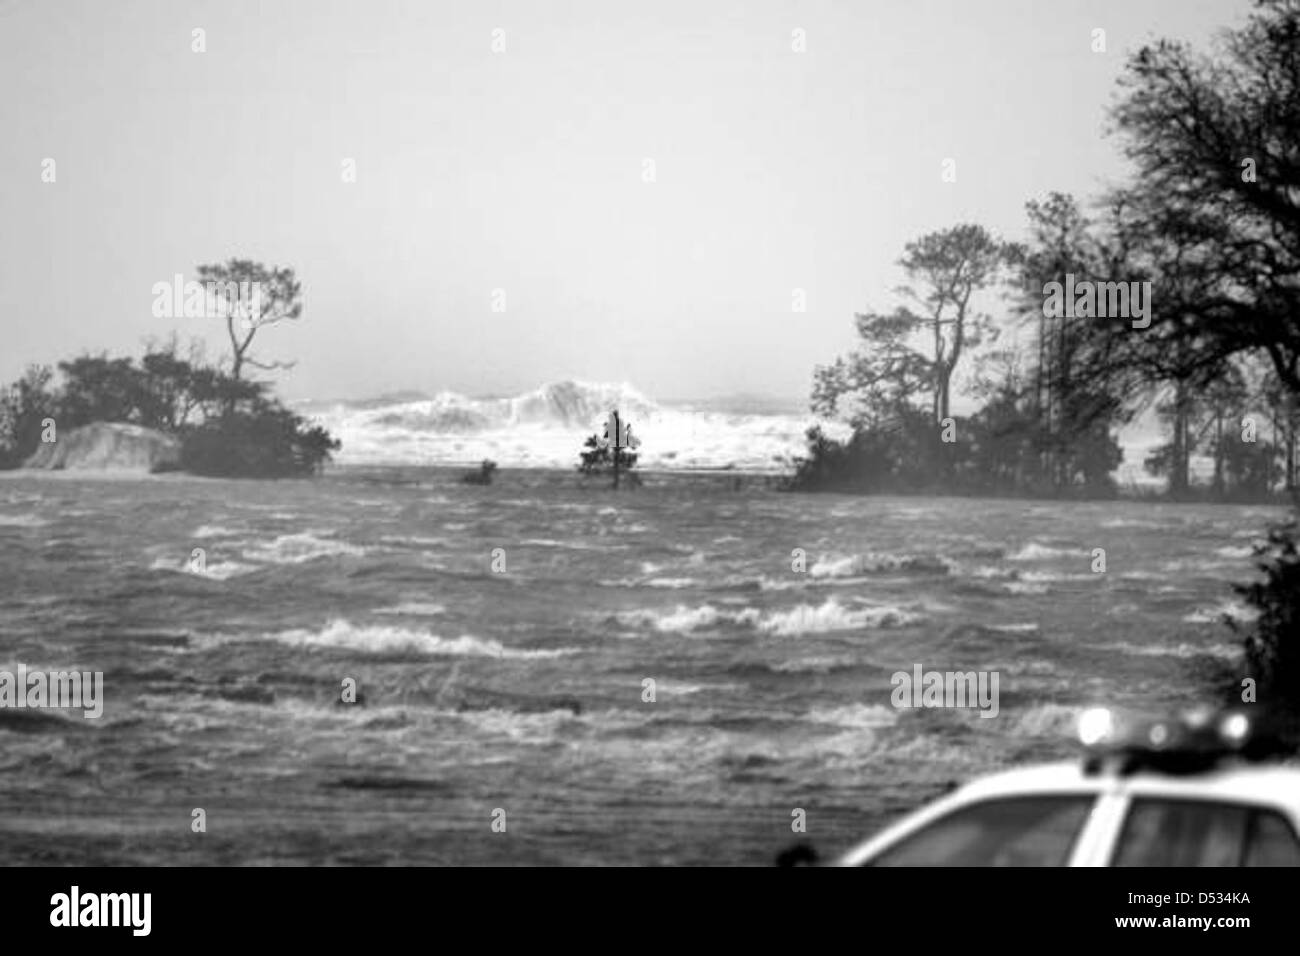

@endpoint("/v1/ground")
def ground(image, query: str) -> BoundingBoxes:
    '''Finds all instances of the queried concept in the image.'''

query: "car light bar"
[1078,705,1267,776]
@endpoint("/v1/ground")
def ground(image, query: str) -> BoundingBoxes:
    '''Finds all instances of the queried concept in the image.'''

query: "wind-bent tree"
[811,311,933,428]
[814,223,1015,430]
[902,224,1015,424]
[195,259,303,382]
[1108,0,1300,395]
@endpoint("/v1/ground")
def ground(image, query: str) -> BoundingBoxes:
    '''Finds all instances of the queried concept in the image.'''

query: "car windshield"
[867,795,1095,866]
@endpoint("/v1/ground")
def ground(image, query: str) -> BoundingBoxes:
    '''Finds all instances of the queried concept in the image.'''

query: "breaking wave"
[242,533,368,564]
[618,597,921,635]
[149,556,257,580]
[255,619,576,659]
[1008,542,1082,561]
[300,379,842,470]
[810,552,950,578]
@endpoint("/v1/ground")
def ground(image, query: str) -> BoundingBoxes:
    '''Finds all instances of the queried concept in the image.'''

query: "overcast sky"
[0,0,1250,404]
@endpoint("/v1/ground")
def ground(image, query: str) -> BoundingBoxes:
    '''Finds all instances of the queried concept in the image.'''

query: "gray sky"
[0,0,1249,404]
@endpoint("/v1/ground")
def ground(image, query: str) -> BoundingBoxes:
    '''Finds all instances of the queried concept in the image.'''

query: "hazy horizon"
[1,0,1252,405]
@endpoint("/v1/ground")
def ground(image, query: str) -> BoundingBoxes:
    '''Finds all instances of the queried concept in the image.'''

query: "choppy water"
[0,469,1284,865]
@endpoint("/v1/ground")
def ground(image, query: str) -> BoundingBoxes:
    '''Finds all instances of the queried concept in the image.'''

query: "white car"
[832,707,1300,866]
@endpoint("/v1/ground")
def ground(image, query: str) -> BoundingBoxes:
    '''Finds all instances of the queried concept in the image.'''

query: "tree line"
[0,260,338,477]
[790,0,1300,504]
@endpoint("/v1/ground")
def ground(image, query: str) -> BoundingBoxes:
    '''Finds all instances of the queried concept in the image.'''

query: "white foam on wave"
[1095,640,1242,661]
[810,552,949,578]
[1161,557,1246,574]
[620,604,761,633]
[656,680,736,697]
[520,538,619,552]
[1213,545,1255,559]
[149,556,257,580]
[644,577,696,589]
[806,702,899,730]
[958,564,1017,580]
[618,596,920,635]
[759,598,920,635]
[193,524,241,538]
[0,514,50,527]
[1182,601,1258,624]
[1118,569,1164,581]
[1009,703,1081,737]
[1002,581,1050,595]
[302,379,845,470]
[243,533,367,564]
[770,655,858,673]
[757,576,808,591]
[260,619,576,659]
[372,601,447,617]
[380,534,450,547]
[1020,570,1096,583]
[1008,542,1081,561]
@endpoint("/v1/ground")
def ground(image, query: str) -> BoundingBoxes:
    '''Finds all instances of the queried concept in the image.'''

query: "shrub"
[1231,516,1300,740]
[0,366,57,469]
[179,403,339,478]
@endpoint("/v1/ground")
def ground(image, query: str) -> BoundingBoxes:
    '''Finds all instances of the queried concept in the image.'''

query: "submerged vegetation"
[461,459,498,485]
[577,426,642,489]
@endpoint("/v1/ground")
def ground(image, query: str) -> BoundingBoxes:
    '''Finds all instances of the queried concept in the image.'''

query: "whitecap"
[1095,640,1242,661]
[806,702,899,730]
[148,556,257,580]
[758,598,921,635]
[1213,545,1254,559]
[810,552,948,578]
[620,604,761,633]
[1008,542,1081,561]
[644,577,696,589]
[243,533,366,564]
[1182,601,1258,624]
[254,619,575,659]
[372,602,447,617]
[0,514,50,528]
[193,524,241,538]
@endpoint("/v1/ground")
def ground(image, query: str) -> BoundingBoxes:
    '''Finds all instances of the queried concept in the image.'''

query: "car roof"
[835,758,1300,866]
[957,759,1300,809]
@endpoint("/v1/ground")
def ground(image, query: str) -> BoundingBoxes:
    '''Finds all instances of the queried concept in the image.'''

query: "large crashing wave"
[300,380,842,470]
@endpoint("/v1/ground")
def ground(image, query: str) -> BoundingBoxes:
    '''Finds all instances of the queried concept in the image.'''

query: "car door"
[1102,796,1300,866]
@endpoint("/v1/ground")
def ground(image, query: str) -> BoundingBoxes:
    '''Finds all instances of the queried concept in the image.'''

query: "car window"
[1113,799,1261,866]
[1243,810,1300,866]
[867,796,1095,866]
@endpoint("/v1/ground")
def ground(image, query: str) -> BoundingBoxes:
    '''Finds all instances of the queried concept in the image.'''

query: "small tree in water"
[461,459,498,485]
[577,410,641,489]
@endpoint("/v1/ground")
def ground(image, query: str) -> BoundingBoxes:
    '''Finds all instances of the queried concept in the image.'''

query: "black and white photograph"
[1,0,1299,928]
